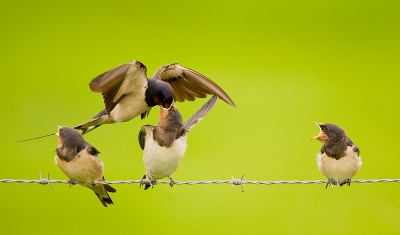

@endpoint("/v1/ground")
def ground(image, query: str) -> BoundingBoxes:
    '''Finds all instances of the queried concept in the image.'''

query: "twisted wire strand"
[0,173,399,192]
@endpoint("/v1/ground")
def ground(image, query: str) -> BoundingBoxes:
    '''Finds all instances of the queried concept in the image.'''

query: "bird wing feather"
[89,61,148,113]
[152,63,236,108]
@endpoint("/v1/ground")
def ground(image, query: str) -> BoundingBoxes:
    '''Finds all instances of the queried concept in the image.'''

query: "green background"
[1,0,399,234]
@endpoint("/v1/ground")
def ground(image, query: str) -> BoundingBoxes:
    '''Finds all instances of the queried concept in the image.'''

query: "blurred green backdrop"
[1,0,399,234]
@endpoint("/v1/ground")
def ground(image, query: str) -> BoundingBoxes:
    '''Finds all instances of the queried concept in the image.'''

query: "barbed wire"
[0,173,399,192]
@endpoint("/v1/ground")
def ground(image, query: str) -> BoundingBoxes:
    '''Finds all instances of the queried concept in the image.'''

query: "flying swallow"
[311,122,362,188]
[55,126,116,207]
[139,95,218,190]
[74,61,236,134]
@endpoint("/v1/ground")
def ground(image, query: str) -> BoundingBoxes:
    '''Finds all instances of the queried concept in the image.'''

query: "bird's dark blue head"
[146,79,174,109]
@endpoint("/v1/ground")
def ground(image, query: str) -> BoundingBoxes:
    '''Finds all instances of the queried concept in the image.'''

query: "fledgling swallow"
[55,126,116,207]
[311,122,362,188]
[74,61,236,134]
[138,95,218,190]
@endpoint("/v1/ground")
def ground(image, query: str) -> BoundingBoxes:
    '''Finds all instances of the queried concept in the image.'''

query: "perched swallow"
[55,126,116,207]
[74,61,236,134]
[139,95,218,190]
[311,122,362,188]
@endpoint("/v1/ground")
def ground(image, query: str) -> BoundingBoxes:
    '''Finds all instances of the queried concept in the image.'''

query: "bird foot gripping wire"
[139,175,153,190]
[38,172,54,190]
[232,175,245,192]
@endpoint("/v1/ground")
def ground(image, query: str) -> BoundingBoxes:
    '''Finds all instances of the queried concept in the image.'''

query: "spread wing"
[89,60,148,113]
[152,63,236,109]
[183,95,218,133]
[346,137,360,156]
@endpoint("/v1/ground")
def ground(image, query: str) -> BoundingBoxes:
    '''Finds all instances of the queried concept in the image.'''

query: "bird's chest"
[143,134,187,179]
[110,86,149,122]
[317,146,362,182]
[55,152,104,183]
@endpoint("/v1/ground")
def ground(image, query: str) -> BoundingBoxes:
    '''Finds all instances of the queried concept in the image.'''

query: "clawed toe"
[68,179,76,188]
[339,178,351,187]
[139,174,147,189]
[326,178,352,188]
[169,177,175,187]
[141,174,156,190]
[325,178,335,189]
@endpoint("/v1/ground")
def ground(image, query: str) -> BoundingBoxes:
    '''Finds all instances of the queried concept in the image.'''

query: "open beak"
[162,99,174,110]
[310,121,323,140]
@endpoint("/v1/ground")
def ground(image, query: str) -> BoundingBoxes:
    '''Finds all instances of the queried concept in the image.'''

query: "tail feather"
[144,184,152,190]
[183,95,218,133]
[74,110,108,135]
[94,192,108,207]
[104,184,117,193]
[93,184,115,207]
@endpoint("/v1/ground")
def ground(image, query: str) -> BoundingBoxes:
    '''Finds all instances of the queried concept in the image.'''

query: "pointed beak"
[56,125,61,136]
[310,121,323,140]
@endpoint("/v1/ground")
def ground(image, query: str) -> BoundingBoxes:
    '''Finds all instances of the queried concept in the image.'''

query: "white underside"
[143,131,187,180]
[317,146,362,183]
[110,86,149,123]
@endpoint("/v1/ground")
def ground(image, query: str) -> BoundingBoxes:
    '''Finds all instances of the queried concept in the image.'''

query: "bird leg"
[139,174,146,189]
[149,175,157,187]
[68,179,76,188]
[140,174,155,190]
[168,176,175,187]
[339,178,351,187]
[325,178,335,189]
[142,173,157,190]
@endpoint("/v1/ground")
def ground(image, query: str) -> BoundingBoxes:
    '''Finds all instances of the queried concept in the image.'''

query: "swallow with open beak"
[55,126,116,207]
[139,95,218,190]
[74,61,236,134]
[311,122,362,188]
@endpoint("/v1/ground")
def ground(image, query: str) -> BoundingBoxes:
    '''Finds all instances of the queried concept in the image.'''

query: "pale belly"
[317,146,362,183]
[55,152,104,185]
[143,134,187,180]
[110,87,149,123]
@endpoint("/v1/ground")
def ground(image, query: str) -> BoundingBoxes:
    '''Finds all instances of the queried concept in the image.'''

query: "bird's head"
[311,122,346,145]
[56,126,85,149]
[153,82,174,109]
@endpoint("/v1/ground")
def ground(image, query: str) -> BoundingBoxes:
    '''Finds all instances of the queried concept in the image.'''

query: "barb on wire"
[38,172,54,190]
[232,175,245,192]
[0,173,399,191]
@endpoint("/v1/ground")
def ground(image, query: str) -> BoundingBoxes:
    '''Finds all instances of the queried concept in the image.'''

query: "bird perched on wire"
[55,126,116,207]
[311,122,362,188]
[139,95,218,190]
[74,61,236,134]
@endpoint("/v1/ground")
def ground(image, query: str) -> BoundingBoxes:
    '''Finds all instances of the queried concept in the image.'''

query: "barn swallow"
[55,126,116,207]
[74,61,236,134]
[311,122,362,188]
[139,95,218,190]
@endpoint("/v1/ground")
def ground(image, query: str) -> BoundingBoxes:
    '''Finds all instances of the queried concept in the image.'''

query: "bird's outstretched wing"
[89,60,148,113]
[183,95,218,133]
[152,63,236,109]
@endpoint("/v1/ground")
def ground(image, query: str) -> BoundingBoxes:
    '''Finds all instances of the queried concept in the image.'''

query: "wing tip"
[217,96,237,110]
